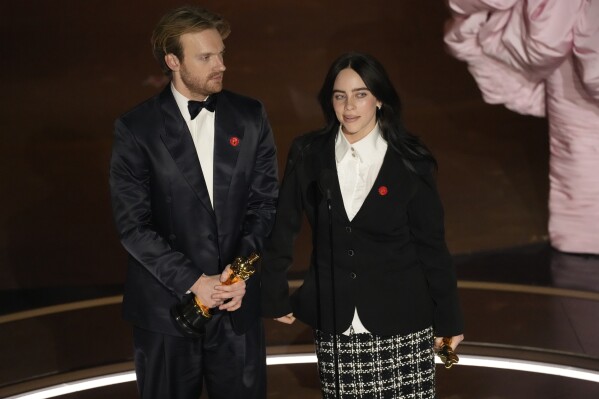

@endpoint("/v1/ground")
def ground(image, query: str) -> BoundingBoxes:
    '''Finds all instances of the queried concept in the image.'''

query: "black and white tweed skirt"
[314,326,435,399]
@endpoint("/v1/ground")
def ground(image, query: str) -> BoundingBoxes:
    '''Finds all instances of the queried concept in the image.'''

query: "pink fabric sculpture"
[444,0,599,254]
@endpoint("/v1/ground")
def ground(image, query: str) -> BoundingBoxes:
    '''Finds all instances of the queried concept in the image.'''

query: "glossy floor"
[1,244,598,398]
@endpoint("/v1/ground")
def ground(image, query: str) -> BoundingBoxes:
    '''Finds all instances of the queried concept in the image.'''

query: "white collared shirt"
[171,84,215,208]
[335,124,388,335]
[335,124,387,221]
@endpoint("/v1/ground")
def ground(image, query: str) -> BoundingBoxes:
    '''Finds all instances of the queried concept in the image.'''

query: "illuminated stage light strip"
[268,354,599,382]
[267,353,318,365]
[6,354,599,398]
[457,355,599,383]
[6,372,136,399]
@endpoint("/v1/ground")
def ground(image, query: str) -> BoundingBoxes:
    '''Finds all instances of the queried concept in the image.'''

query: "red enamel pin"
[378,186,388,196]
[229,136,240,147]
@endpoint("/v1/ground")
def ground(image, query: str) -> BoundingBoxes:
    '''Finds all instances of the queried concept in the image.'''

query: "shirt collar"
[170,84,214,122]
[171,83,192,123]
[335,124,386,164]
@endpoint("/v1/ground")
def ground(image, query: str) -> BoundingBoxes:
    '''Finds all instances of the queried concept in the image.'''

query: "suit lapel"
[159,87,215,217]
[213,93,243,222]
[351,149,409,224]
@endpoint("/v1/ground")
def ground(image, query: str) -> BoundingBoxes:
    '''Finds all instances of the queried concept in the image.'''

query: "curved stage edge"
[3,347,599,399]
[1,244,599,398]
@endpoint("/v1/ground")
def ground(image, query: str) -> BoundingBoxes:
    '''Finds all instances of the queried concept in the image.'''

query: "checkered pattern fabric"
[314,326,435,399]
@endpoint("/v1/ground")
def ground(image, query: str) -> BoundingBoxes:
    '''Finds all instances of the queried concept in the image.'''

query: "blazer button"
[350,272,357,279]
[169,234,176,241]
[345,226,352,233]
[166,196,172,203]
[207,234,214,241]
[347,249,354,256]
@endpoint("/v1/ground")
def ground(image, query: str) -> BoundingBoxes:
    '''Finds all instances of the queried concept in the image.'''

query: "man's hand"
[189,274,225,309]
[213,264,247,312]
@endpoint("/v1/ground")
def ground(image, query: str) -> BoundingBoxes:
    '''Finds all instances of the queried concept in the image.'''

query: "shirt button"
[350,272,357,279]
[345,226,352,233]
[348,249,354,256]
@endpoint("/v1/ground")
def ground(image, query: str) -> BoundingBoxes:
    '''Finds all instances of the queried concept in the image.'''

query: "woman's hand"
[434,334,464,351]
[274,313,296,324]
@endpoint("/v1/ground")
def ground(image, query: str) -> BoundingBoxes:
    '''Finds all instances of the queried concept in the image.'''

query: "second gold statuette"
[437,337,459,369]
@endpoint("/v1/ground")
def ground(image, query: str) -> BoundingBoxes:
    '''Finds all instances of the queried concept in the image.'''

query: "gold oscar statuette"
[437,337,459,369]
[171,253,260,337]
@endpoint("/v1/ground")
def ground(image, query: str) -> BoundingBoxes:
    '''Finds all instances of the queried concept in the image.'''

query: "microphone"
[318,169,335,204]
[318,168,340,398]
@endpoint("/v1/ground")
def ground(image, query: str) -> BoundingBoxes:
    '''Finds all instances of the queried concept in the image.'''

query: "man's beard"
[180,68,223,98]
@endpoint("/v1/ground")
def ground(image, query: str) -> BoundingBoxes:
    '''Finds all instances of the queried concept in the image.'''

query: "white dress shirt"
[171,84,216,208]
[335,124,388,334]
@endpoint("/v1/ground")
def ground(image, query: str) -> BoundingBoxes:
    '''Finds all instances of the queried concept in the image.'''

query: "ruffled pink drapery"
[445,0,599,254]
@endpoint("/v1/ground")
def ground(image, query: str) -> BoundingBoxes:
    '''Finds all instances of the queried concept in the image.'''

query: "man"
[109,6,278,399]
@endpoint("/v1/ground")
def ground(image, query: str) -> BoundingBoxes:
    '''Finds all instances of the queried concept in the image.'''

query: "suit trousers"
[133,313,266,399]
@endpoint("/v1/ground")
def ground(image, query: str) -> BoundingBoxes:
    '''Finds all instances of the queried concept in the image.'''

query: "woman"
[261,52,464,398]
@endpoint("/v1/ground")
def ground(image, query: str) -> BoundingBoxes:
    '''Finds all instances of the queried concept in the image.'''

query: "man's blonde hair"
[151,6,231,76]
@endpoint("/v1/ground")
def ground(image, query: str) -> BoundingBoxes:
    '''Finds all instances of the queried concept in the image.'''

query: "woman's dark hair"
[317,52,437,172]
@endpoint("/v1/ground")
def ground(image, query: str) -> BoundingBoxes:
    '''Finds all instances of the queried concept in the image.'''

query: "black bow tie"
[188,96,217,119]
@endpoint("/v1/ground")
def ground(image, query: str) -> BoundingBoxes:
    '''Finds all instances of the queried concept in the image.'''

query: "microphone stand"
[324,186,340,399]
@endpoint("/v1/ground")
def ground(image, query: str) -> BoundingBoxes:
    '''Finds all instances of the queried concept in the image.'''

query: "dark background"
[0,0,548,293]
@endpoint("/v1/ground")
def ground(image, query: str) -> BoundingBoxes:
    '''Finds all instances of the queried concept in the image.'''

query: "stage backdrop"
[0,0,548,293]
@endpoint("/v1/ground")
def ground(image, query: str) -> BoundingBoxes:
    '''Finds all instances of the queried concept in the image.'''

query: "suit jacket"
[261,129,463,337]
[110,86,278,336]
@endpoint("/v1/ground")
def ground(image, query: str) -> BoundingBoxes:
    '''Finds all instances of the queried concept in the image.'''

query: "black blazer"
[110,86,278,336]
[261,129,463,337]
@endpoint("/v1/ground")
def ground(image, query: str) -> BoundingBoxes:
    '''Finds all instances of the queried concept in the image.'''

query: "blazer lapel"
[159,87,215,217]
[213,93,243,222]
[352,149,410,223]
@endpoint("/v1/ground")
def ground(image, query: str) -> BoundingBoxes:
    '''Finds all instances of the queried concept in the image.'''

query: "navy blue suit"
[110,86,278,398]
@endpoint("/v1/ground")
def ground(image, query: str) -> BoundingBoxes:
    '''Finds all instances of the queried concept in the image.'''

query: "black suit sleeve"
[407,165,464,336]
[236,105,279,258]
[109,120,201,299]
[260,138,305,318]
